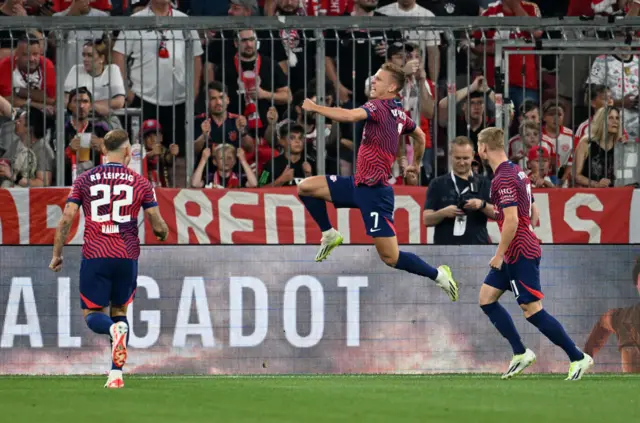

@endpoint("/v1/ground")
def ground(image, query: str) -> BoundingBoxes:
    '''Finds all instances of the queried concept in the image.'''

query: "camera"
[457,176,478,213]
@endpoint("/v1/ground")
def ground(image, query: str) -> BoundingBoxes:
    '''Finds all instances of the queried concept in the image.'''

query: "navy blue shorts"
[326,175,396,238]
[483,257,544,305]
[79,258,138,310]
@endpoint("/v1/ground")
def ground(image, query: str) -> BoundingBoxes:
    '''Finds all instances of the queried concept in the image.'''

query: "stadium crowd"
[0,0,638,190]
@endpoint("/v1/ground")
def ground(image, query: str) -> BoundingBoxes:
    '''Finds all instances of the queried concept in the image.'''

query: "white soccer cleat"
[502,348,537,379]
[314,229,344,262]
[435,265,459,302]
[566,353,594,381]
[104,370,124,389]
[109,321,129,369]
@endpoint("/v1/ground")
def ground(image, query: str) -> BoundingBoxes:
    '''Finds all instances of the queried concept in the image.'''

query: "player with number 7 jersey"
[296,62,459,302]
[49,129,168,389]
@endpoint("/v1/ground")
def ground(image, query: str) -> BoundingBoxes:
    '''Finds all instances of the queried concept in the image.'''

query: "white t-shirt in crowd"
[112,7,203,106]
[587,55,640,142]
[376,2,441,50]
[64,64,126,102]
[53,8,109,78]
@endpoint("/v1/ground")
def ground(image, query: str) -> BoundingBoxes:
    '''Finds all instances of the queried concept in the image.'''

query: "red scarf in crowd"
[235,54,263,130]
[213,170,240,189]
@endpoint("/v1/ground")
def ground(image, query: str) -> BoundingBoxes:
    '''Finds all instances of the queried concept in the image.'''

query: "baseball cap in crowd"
[141,119,162,137]
[527,146,550,162]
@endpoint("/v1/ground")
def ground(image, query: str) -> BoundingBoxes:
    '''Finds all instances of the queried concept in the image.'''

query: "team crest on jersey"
[330,175,337,182]
[229,131,238,142]
[445,2,455,14]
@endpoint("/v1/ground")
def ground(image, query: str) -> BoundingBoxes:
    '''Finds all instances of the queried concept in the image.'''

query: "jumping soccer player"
[298,62,458,301]
[49,129,168,388]
[476,127,593,380]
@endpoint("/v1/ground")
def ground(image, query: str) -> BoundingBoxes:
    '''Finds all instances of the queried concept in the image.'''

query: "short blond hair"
[519,120,539,138]
[214,143,236,157]
[381,62,406,93]
[477,127,505,151]
[449,136,474,154]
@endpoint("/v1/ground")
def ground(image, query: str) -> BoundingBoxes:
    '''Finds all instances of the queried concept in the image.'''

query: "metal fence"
[0,16,639,189]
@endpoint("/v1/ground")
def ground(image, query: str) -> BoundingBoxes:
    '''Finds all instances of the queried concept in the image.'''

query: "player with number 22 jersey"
[477,127,593,381]
[50,129,168,389]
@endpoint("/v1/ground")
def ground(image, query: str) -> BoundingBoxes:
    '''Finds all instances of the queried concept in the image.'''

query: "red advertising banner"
[0,187,637,245]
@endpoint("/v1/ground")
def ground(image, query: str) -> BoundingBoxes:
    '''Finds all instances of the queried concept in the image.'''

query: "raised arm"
[301,98,367,123]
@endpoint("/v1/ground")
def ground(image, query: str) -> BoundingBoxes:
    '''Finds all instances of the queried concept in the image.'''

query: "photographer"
[422,136,494,245]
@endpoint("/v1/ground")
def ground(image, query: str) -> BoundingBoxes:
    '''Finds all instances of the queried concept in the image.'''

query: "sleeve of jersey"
[402,117,417,135]
[360,101,379,122]
[142,182,159,209]
[67,178,84,205]
[496,179,518,209]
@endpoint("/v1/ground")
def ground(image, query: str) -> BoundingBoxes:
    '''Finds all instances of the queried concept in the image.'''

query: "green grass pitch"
[1,375,638,423]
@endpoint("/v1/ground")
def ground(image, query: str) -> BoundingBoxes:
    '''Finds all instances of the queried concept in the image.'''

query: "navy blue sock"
[85,313,113,335]
[110,315,129,370]
[300,195,332,232]
[481,302,527,355]
[527,309,584,362]
[395,251,439,280]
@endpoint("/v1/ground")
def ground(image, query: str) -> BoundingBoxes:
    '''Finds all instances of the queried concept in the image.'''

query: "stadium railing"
[0,16,638,189]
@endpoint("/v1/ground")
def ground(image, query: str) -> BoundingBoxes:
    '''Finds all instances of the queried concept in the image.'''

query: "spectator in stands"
[53,0,109,78]
[541,99,574,174]
[63,87,108,185]
[474,0,541,111]
[427,0,481,88]
[0,1,29,60]
[508,120,540,170]
[423,136,493,245]
[53,0,113,12]
[140,119,179,187]
[0,107,54,187]
[438,75,495,151]
[218,29,291,136]
[576,84,613,142]
[586,49,639,142]
[270,0,317,95]
[527,146,556,188]
[191,144,258,188]
[0,32,56,115]
[559,4,640,127]
[258,124,315,186]
[205,0,259,83]
[317,0,354,15]
[325,0,402,106]
[573,106,623,188]
[194,81,252,155]
[112,0,203,180]
[517,100,540,126]
[64,39,125,119]
[377,0,440,82]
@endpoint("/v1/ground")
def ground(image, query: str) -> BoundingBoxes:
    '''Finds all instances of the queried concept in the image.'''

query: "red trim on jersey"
[520,281,544,299]
[80,293,104,309]
[384,217,396,236]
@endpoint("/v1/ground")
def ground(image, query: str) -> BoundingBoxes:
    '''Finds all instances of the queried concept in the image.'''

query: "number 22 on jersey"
[90,184,133,223]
